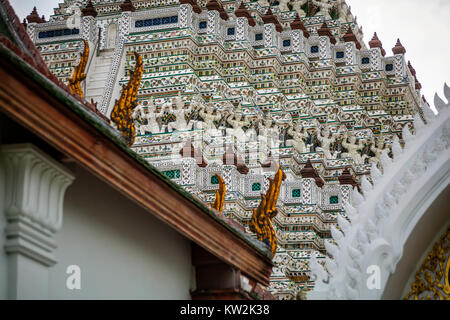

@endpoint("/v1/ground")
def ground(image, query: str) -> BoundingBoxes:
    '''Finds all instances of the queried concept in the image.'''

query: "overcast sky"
[10,0,450,105]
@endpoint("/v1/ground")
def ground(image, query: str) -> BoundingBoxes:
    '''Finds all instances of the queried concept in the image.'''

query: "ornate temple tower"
[27,0,431,299]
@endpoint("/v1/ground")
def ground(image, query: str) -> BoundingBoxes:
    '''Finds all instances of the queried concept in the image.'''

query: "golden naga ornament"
[110,52,144,146]
[211,175,226,213]
[404,226,450,300]
[68,40,89,98]
[250,166,285,257]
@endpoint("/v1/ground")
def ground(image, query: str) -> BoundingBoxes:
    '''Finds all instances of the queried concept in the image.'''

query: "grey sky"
[9,0,450,106]
[10,0,58,22]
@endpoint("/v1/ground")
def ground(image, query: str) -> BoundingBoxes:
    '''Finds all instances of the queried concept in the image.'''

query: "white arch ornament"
[308,83,450,300]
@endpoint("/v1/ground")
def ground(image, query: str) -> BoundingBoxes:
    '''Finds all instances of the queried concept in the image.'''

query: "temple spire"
[338,167,358,188]
[26,7,45,24]
[317,22,336,44]
[407,61,416,76]
[206,0,229,20]
[408,61,422,90]
[120,0,136,12]
[343,26,361,49]
[234,2,256,27]
[82,0,98,17]
[262,7,283,32]
[300,160,324,188]
[392,38,406,55]
[179,0,202,14]
[290,12,310,38]
[368,32,386,56]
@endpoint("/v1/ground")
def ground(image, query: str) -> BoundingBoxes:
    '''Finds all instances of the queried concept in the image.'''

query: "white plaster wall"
[0,155,8,299]
[48,165,193,299]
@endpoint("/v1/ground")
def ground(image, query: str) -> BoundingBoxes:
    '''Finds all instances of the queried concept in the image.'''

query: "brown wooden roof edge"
[0,0,274,286]
[0,40,274,287]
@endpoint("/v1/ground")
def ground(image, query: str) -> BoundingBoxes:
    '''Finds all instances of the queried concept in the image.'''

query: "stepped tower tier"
[28,0,432,299]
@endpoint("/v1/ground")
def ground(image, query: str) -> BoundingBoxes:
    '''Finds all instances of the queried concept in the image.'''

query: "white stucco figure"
[287,122,309,154]
[342,133,366,164]
[199,104,221,132]
[132,98,161,135]
[291,0,308,17]
[167,92,193,132]
[279,0,290,12]
[227,111,250,142]
[315,126,338,159]
[143,108,160,134]
[258,115,280,147]
[132,104,146,135]
[312,0,335,18]
[369,138,386,164]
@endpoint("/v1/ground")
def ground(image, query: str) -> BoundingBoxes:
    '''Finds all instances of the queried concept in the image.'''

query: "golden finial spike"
[110,52,144,146]
[250,166,284,257]
[68,40,89,98]
[212,175,226,213]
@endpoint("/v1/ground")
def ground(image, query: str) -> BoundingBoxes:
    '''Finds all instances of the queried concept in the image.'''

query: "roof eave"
[0,43,274,286]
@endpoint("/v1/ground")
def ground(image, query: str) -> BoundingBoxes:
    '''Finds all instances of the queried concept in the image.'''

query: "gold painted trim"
[212,175,226,213]
[110,52,144,146]
[68,40,89,98]
[250,166,285,257]
[444,252,450,295]
[404,226,450,300]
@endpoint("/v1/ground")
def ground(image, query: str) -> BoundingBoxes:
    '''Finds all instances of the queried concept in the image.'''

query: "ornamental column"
[234,2,255,42]
[370,47,382,71]
[264,23,276,48]
[290,14,309,54]
[207,10,220,37]
[300,160,324,205]
[236,17,249,41]
[392,39,407,78]
[179,3,194,29]
[343,26,361,66]
[1,144,75,299]
[291,30,304,53]
[317,22,335,60]
[206,0,228,38]
[262,8,282,48]
[338,166,358,205]
[344,42,356,65]
[318,36,331,60]
[81,0,98,43]
[368,32,385,71]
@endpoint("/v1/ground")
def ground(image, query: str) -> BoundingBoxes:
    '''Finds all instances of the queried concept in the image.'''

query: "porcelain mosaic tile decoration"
[29,0,432,300]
